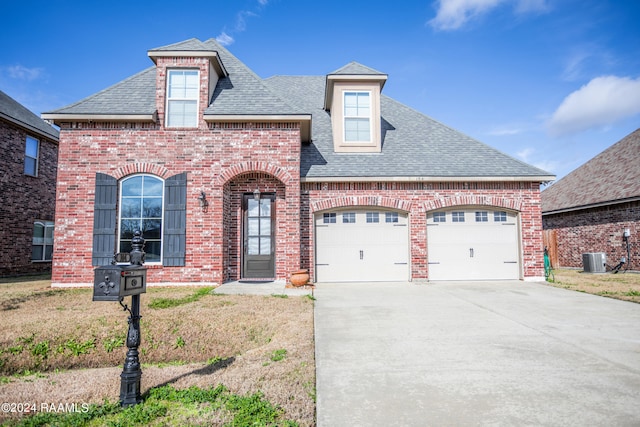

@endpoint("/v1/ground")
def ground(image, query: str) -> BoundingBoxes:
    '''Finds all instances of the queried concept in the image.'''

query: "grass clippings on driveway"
[546,268,640,303]
[0,275,315,426]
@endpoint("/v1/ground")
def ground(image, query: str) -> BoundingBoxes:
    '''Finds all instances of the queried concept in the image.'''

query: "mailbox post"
[93,230,147,407]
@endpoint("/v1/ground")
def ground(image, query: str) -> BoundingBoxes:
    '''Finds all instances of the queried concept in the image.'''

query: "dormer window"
[166,69,199,127]
[324,62,387,153]
[344,91,371,142]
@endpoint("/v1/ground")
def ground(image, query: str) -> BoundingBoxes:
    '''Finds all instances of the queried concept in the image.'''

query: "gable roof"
[42,38,305,120]
[264,75,553,180]
[329,62,386,76]
[542,128,640,214]
[42,38,553,182]
[0,90,59,141]
[148,38,210,52]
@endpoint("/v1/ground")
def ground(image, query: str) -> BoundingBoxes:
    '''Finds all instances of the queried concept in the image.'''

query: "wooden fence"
[543,229,559,268]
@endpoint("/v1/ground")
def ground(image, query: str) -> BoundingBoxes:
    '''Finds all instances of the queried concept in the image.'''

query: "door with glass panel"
[243,193,275,278]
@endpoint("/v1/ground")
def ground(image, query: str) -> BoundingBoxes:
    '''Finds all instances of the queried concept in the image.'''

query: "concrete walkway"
[213,280,314,296]
[314,281,640,427]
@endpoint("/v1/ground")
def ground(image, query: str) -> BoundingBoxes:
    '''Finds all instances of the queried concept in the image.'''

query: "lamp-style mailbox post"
[93,230,147,406]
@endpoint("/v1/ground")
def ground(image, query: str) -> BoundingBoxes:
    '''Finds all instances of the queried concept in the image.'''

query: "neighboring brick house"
[0,90,59,276]
[42,38,553,287]
[542,129,640,270]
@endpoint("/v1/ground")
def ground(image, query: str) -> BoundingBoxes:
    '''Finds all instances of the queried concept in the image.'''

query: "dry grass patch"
[547,269,640,303]
[0,275,315,425]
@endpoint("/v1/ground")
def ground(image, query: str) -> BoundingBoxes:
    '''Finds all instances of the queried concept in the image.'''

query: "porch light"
[253,188,261,200]
[198,191,208,211]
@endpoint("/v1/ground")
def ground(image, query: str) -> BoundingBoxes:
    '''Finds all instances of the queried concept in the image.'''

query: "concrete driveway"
[314,281,640,426]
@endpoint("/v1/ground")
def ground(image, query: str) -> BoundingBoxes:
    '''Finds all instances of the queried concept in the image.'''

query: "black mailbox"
[92,230,147,407]
[93,264,147,301]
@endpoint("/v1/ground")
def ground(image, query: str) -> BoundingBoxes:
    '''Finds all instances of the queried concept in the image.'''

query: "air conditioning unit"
[582,252,606,273]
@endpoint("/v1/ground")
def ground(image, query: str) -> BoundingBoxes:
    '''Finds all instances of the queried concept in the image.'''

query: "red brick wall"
[51,121,301,286]
[0,120,58,276]
[542,201,640,269]
[52,112,546,285]
[154,56,212,129]
[302,181,545,280]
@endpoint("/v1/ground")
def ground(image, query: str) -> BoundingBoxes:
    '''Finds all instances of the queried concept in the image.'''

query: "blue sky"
[2,0,639,182]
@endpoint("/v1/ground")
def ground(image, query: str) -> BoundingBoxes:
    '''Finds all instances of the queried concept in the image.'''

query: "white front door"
[427,209,520,280]
[315,210,409,282]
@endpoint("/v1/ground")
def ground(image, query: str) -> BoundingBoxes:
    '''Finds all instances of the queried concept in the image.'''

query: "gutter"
[40,113,157,123]
[0,112,59,142]
[542,196,640,216]
[301,175,556,183]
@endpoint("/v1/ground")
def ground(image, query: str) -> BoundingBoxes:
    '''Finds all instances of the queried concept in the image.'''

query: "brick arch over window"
[310,196,412,213]
[217,161,293,187]
[113,163,171,180]
[424,195,522,212]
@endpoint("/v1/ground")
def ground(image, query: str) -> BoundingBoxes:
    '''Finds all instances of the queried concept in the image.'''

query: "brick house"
[542,129,639,270]
[42,38,553,286]
[1,90,59,276]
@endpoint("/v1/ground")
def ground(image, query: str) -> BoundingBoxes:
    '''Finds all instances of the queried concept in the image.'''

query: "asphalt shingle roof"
[264,75,552,179]
[200,39,304,116]
[43,68,157,116]
[0,90,59,141]
[44,38,553,180]
[329,62,386,76]
[542,128,640,213]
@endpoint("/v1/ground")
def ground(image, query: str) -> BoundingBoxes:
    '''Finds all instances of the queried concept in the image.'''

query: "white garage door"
[315,210,409,282]
[427,209,519,280]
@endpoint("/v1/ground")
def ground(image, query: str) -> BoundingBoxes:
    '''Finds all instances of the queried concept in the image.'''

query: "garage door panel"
[315,210,409,282]
[427,210,519,281]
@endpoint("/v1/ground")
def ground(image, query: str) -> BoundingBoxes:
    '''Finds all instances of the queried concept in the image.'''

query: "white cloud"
[215,1,267,46]
[234,10,257,32]
[5,65,44,81]
[215,32,235,46]
[429,0,503,30]
[562,51,591,82]
[548,75,640,136]
[488,126,524,136]
[517,147,534,161]
[428,0,548,30]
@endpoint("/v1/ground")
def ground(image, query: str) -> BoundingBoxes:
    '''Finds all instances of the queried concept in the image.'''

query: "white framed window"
[31,221,54,261]
[24,136,39,176]
[344,91,371,142]
[433,212,446,223]
[494,211,507,222]
[166,69,199,128]
[475,211,488,222]
[366,212,379,223]
[118,175,164,263]
[385,212,399,223]
[323,213,336,224]
[342,212,356,223]
[452,212,465,223]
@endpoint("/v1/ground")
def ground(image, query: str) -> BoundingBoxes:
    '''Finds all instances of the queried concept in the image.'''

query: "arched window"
[118,175,164,263]
[92,172,185,267]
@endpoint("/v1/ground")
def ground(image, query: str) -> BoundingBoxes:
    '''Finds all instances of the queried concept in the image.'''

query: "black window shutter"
[163,172,187,266]
[92,173,117,266]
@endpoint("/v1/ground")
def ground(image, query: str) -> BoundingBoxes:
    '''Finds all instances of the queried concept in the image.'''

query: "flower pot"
[290,269,310,287]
